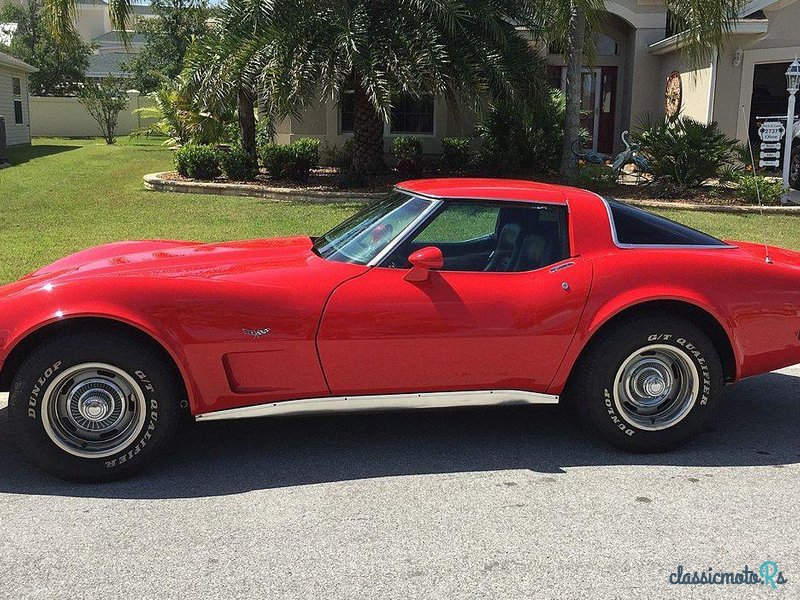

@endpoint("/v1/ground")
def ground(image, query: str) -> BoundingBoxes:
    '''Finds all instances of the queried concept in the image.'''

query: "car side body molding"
[194,389,559,422]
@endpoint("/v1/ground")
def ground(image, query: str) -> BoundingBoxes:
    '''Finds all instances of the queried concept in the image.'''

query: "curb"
[143,172,383,204]
[144,173,800,215]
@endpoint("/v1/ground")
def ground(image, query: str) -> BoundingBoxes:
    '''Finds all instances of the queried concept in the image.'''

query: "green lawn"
[0,138,358,283]
[1,137,799,284]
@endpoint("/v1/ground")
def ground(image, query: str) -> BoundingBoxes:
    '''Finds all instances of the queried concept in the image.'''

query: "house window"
[548,33,617,56]
[340,90,354,133]
[12,76,23,124]
[390,95,434,134]
[340,92,435,135]
[596,33,618,56]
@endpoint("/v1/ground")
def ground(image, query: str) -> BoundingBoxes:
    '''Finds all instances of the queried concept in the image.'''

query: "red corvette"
[2,178,800,481]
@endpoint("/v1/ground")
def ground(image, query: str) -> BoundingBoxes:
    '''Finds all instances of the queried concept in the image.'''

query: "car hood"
[4,236,319,293]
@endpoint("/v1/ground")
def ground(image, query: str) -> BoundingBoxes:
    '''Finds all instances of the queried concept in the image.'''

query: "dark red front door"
[597,66,617,155]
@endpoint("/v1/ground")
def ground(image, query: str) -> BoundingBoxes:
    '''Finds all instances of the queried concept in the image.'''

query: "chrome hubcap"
[613,344,699,431]
[41,363,147,459]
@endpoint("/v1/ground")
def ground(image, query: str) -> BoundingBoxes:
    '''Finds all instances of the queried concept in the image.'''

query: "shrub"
[324,139,354,169]
[260,138,321,182]
[289,138,322,181]
[173,143,220,180]
[441,138,472,171]
[735,173,785,206]
[337,163,369,188]
[260,143,292,178]
[220,146,258,181]
[633,115,739,190]
[474,89,566,175]
[393,136,423,178]
[569,164,617,194]
[320,139,368,187]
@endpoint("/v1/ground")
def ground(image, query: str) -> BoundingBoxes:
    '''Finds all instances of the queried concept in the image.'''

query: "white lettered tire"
[570,312,723,452]
[8,331,184,481]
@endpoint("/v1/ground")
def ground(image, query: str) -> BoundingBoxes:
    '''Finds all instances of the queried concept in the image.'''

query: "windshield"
[313,191,433,264]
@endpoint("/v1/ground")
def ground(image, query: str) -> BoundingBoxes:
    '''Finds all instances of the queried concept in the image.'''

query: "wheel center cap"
[643,375,666,397]
[80,395,111,422]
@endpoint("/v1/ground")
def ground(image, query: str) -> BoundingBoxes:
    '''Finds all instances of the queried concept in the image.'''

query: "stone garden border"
[144,172,383,204]
[144,172,800,215]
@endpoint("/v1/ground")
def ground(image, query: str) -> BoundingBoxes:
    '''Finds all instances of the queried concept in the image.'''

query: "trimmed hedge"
[174,144,220,180]
[220,146,258,181]
[441,137,472,171]
[260,138,321,182]
[392,136,423,178]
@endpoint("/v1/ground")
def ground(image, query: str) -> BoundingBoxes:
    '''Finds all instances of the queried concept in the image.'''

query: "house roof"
[92,31,147,45]
[86,52,135,78]
[649,19,770,55]
[0,51,37,73]
[648,0,798,55]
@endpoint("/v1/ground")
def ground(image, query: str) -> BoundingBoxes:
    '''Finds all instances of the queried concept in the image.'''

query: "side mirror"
[404,246,444,282]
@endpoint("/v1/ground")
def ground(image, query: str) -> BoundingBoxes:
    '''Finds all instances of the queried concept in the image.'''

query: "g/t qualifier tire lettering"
[8,331,184,483]
[569,312,723,452]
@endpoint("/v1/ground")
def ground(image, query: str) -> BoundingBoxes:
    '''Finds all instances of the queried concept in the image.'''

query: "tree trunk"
[559,3,587,178]
[238,87,257,160]
[352,82,386,175]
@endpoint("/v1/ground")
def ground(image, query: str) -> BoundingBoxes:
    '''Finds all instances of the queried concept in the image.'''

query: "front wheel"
[569,313,723,452]
[8,331,184,482]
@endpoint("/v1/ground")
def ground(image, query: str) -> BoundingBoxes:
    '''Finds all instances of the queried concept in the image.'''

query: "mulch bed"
[165,167,395,193]
[163,167,759,207]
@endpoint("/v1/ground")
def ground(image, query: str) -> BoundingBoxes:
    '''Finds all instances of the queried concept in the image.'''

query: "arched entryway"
[546,12,636,154]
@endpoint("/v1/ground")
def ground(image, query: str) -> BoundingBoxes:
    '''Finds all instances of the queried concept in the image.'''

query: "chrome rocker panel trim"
[195,389,559,422]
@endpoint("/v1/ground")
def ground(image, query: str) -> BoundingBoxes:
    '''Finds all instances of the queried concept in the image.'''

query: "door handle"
[549,261,575,273]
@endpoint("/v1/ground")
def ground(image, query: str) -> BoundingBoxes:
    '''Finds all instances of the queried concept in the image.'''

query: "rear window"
[605,199,730,247]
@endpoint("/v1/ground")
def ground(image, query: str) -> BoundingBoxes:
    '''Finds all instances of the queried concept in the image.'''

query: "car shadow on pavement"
[0,371,798,499]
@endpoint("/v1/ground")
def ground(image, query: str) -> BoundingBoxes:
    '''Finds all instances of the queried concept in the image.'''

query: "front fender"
[0,280,201,412]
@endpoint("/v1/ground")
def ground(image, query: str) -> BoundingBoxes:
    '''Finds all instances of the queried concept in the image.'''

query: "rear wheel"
[569,313,723,452]
[8,331,184,482]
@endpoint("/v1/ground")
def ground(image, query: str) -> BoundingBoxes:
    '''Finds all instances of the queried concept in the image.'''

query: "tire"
[7,331,184,482]
[789,145,800,191]
[569,312,723,452]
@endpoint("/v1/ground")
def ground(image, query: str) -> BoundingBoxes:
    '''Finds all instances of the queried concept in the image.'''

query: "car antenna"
[740,105,772,264]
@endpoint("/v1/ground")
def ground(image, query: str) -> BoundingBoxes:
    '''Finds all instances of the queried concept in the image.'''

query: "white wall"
[0,66,31,146]
[29,91,153,137]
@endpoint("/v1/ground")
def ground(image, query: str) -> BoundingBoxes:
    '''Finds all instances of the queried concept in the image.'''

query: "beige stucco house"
[276,0,800,157]
[0,50,35,147]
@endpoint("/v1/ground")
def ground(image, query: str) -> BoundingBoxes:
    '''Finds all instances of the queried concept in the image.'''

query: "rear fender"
[547,288,741,394]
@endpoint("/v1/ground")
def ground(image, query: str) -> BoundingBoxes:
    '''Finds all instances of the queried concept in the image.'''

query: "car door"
[316,200,593,396]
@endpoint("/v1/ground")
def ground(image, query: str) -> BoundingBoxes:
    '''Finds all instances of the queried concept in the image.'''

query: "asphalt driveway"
[0,367,798,599]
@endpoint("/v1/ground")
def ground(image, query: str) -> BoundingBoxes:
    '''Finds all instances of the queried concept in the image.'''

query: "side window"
[12,77,23,125]
[415,203,500,244]
[606,199,729,246]
[386,201,570,272]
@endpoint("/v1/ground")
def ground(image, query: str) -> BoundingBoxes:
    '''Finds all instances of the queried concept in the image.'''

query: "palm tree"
[215,0,550,174]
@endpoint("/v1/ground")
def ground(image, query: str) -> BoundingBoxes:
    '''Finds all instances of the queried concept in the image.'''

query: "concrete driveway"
[0,368,798,599]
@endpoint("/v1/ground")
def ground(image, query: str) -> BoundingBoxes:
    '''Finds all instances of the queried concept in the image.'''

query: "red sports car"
[2,178,799,481]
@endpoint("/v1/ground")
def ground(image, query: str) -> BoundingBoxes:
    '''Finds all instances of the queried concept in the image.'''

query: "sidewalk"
[785,188,800,204]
